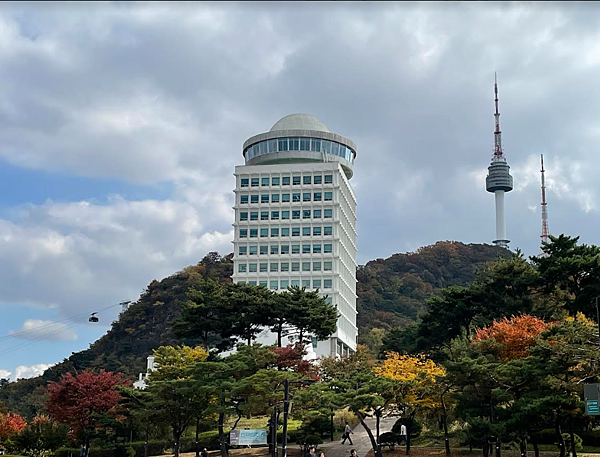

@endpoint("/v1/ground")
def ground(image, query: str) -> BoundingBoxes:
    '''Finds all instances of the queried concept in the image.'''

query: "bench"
[380,443,396,451]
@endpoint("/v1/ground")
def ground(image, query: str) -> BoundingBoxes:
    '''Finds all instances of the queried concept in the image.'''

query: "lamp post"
[281,379,316,457]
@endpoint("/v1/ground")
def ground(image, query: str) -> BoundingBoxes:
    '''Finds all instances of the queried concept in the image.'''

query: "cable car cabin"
[89,313,99,323]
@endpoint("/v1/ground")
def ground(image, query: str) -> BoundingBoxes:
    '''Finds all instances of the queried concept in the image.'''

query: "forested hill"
[0,242,508,417]
[356,241,509,333]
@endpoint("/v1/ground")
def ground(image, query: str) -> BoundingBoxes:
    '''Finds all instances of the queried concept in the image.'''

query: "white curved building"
[232,114,358,358]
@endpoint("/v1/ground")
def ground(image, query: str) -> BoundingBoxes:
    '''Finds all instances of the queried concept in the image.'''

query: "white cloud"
[0,369,11,380]
[12,364,52,381]
[10,319,78,342]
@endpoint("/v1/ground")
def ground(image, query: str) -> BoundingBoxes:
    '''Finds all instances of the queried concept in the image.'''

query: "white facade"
[231,114,358,358]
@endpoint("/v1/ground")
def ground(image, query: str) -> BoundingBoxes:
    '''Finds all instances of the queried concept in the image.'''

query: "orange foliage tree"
[473,314,550,361]
[0,412,27,442]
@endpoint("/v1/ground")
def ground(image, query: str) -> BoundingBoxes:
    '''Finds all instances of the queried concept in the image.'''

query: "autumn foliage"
[473,314,550,361]
[273,344,318,379]
[0,412,27,441]
[46,370,129,444]
[374,352,445,382]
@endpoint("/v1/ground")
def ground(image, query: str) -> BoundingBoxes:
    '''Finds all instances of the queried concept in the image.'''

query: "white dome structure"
[270,113,330,133]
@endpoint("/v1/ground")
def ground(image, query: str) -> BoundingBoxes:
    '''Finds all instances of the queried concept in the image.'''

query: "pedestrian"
[398,423,407,445]
[306,446,316,457]
[79,445,85,457]
[350,449,358,457]
[341,422,354,445]
[201,448,208,457]
[319,452,326,457]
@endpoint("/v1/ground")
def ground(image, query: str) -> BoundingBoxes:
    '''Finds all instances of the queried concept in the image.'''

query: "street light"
[281,379,316,457]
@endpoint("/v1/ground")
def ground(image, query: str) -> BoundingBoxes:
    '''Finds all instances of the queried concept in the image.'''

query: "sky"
[1,1,599,381]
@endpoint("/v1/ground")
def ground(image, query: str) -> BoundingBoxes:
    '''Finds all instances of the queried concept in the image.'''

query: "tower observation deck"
[485,75,513,249]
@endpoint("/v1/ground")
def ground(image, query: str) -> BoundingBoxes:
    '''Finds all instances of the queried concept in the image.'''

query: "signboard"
[584,384,600,416]
[230,429,267,446]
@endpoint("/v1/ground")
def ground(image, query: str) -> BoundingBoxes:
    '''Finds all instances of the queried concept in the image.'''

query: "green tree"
[282,287,338,345]
[10,415,67,457]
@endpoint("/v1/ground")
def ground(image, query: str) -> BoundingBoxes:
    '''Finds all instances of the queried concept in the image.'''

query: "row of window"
[238,260,333,273]
[244,137,354,163]
[236,278,333,291]
[240,192,333,204]
[240,226,333,238]
[240,208,333,221]
[238,244,333,255]
[241,175,333,187]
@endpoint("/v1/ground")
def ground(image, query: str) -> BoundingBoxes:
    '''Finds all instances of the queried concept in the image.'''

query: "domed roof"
[270,114,330,133]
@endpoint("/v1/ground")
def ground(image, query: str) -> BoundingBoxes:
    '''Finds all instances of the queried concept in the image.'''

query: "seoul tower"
[486,73,513,248]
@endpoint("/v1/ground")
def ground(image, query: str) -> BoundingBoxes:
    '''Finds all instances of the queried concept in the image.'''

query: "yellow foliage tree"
[150,345,209,381]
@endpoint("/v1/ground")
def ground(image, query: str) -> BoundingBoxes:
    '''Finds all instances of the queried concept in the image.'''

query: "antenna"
[493,72,503,158]
[540,154,549,246]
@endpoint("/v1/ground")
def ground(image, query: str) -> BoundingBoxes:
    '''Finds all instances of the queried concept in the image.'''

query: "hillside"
[0,242,508,417]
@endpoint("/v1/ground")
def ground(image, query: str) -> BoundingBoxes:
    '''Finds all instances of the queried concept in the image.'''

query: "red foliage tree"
[0,412,27,442]
[273,344,319,379]
[46,370,129,452]
[473,314,550,361]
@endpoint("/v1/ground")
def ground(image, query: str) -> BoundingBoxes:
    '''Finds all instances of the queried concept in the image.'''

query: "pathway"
[318,417,396,457]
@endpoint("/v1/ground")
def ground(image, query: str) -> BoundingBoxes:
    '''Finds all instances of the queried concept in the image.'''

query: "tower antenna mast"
[540,154,549,246]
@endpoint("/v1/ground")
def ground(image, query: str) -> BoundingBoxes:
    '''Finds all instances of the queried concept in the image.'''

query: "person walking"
[398,423,407,445]
[350,449,358,457]
[341,422,354,445]
[306,446,316,457]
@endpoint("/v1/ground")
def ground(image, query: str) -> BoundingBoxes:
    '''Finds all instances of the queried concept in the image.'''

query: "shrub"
[392,418,422,439]
[379,432,400,444]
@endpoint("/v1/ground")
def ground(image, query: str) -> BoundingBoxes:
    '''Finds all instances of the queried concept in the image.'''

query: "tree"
[0,412,27,442]
[281,287,338,345]
[46,370,128,455]
[224,283,275,346]
[10,415,67,457]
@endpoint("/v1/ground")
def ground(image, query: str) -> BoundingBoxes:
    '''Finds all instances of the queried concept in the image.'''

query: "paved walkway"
[319,417,396,457]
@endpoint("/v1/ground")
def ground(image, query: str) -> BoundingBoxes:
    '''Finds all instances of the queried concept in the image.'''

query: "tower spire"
[494,72,503,158]
[540,154,549,246]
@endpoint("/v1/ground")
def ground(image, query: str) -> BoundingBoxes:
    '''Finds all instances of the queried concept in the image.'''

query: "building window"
[250,212,258,221]
[324,261,332,271]
[311,139,321,152]
[271,194,280,203]
[248,280,257,286]
[302,244,311,254]
[249,246,257,255]
[302,227,310,236]
[313,244,322,253]
[240,212,248,221]
[260,142,267,155]
[281,227,290,236]
[261,194,269,204]
[300,138,310,151]
[313,261,321,271]
[324,226,332,236]
[313,192,322,201]
[313,227,322,236]
[268,139,277,153]
[272,177,280,186]
[251,195,259,203]
[282,193,290,203]
[260,263,268,272]
[302,279,311,288]
[281,245,290,254]
[249,263,257,272]
[314,175,322,184]
[324,209,332,218]
[289,137,299,150]
[241,178,249,187]
[271,211,279,220]
[259,280,267,287]
[324,192,333,201]
[261,211,269,221]
[291,210,299,220]
[325,175,333,184]
[282,211,290,220]
[270,281,279,290]
[293,176,301,185]
[271,228,279,237]
[240,195,248,204]
[270,263,279,272]
[260,228,268,238]
[291,280,300,287]
[331,142,339,156]
[303,210,311,219]
[292,262,300,272]
[270,245,279,254]
[260,245,268,255]
[250,229,258,238]
[292,193,301,202]
[239,246,247,255]
[251,178,259,187]
[324,279,332,289]
[281,262,289,272]
[238,264,247,273]
[313,210,322,219]
[278,138,288,151]
[280,280,289,289]
[292,244,300,254]
[240,229,248,238]
[313,279,321,289]
[303,193,311,202]
[292,227,300,237]
[324,244,332,253]
[303,175,311,185]
[261,177,269,186]
[282,176,290,185]
[302,262,311,272]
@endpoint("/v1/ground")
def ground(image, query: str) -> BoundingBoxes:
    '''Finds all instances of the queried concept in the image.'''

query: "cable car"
[89,312,99,323]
